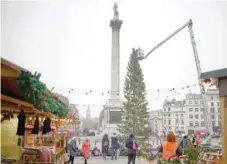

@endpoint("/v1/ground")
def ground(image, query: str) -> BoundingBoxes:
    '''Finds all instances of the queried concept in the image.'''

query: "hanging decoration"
[16,110,26,136]
[32,116,39,135]
[17,71,69,117]
[43,117,51,135]
[48,83,199,95]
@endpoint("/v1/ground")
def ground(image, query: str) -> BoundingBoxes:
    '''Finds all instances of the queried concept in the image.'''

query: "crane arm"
[141,19,213,134]
[144,20,192,59]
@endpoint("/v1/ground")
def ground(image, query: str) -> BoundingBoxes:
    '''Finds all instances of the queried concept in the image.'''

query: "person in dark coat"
[32,116,39,134]
[68,137,78,164]
[111,132,120,160]
[126,134,138,164]
[16,110,26,136]
[102,134,109,159]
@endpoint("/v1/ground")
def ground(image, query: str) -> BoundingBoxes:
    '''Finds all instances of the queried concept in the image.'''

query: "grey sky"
[1,0,227,117]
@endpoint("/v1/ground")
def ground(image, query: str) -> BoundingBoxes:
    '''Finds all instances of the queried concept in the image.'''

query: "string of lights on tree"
[49,83,200,95]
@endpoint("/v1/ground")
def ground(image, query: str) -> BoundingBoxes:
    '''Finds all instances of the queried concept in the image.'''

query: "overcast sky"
[1,0,227,117]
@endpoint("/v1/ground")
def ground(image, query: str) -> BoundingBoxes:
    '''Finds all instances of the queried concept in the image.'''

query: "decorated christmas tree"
[118,48,150,148]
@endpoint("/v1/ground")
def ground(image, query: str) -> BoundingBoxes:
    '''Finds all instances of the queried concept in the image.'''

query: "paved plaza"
[74,157,149,164]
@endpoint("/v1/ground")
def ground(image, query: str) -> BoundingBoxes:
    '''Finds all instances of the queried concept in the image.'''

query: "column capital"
[110,19,123,31]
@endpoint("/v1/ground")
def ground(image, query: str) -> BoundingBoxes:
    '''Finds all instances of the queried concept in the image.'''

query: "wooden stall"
[201,68,227,164]
[1,58,72,163]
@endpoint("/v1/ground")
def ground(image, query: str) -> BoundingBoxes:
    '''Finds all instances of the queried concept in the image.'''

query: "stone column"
[110,10,123,99]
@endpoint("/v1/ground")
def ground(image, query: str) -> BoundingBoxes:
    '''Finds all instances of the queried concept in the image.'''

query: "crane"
[137,19,213,134]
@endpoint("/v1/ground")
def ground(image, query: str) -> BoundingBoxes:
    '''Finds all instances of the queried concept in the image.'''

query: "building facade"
[156,89,221,135]
[185,89,220,134]
[149,110,163,137]
[162,99,187,135]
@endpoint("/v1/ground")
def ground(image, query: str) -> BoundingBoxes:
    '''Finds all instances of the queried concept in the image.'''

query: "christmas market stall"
[1,57,74,163]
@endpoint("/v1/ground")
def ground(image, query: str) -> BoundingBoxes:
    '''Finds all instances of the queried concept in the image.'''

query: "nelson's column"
[100,3,123,136]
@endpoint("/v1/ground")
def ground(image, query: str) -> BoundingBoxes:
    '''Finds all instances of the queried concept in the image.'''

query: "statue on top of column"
[113,3,119,20]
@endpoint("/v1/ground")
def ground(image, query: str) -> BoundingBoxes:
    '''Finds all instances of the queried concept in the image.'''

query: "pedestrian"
[158,132,182,161]
[68,136,78,164]
[110,132,120,160]
[82,139,91,164]
[126,134,139,164]
[102,134,109,159]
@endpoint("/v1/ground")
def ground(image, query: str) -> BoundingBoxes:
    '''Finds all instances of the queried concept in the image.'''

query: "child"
[82,139,90,164]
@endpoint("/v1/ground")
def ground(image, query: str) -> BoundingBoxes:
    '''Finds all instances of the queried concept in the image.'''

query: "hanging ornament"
[102,93,104,96]
[16,110,26,136]
[90,90,92,93]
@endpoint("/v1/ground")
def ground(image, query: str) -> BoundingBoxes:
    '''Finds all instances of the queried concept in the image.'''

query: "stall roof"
[200,68,227,79]
[1,57,67,109]
[201,68,227,96]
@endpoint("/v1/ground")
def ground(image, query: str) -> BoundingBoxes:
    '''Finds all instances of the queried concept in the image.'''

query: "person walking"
[81,139,90,164]
[158,132,182,161]
[102,134,109,159]
[126,134,138,164]
[68,137,78,164]
[110,132,120,160]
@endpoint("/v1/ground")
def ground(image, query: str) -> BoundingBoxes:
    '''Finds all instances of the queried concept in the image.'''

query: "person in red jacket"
[82,139,91,164]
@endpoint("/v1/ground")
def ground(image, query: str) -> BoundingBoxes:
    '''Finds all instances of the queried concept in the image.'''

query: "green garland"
[17,71,68,116]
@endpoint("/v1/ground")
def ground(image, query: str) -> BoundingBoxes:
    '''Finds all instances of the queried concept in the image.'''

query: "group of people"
[66,131,189,164]
[66,133,139,164]
[102,133,139,164]
[67,137,90,164]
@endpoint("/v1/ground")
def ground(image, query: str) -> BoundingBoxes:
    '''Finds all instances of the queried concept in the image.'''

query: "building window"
[169,127,171,130]
[195,115,199,119]
[200,101,204,104]
[164,120,166,125]
[168,108,171,111]
[181,120,184,125]
[200,108,204,112]
[218,121,221,126]
[217,102,220,106]
[201,114,204,119]
[195,101,198,104]
[176,114,178,117]
[212,121,215,126]
[210,96,213,100]
[189,108,193,112]
[201,121,205,126]
[195,121,199,126]
[168,114,171,117]
[218,108,220,113]
[210,108,215,113]
[181,114,183,117]
[195,108,199,112]
[189,121,193,126]
[211,115,215,119]
[189,114,193,119]
[176,119,179,124]
[181,127,184,130]
[211,102,214,106]
[168,120,171,125]
[189,101,193,104]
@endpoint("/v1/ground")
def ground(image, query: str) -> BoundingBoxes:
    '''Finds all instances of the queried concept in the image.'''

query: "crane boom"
[141,19,213,134]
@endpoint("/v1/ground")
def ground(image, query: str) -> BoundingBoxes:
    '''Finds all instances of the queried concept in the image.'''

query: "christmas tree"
[118,48,150,147]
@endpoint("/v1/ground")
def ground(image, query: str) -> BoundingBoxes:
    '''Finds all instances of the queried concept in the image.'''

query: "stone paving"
[74,156,149,164]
